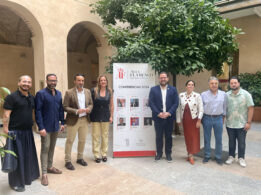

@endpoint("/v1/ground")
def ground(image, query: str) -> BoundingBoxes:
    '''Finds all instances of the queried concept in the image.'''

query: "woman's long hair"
[94,75,112,99]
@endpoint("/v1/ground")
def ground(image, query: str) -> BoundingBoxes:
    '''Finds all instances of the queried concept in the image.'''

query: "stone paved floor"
[1,123,261,195]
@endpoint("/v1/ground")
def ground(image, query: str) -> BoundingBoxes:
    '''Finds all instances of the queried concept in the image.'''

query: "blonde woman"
[90,75,113,163]
[176,80,203,165]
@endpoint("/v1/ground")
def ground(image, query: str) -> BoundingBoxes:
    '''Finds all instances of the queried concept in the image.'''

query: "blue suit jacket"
[149,85,179,121]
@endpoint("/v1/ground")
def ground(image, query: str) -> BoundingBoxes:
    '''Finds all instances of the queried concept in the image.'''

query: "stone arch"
[0,1,44,93]
[67,21,111,89]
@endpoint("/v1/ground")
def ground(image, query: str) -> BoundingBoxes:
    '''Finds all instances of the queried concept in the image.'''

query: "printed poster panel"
[113,63,156,157]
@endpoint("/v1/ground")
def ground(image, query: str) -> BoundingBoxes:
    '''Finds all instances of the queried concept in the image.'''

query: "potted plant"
[0,87,15,161]
[0,133,16,158]
[238,71,261,121]
[0,87,11,127]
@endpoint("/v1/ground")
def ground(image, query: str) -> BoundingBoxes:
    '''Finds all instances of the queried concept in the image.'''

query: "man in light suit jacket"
[63,73,93,170]
[149,72,179,162]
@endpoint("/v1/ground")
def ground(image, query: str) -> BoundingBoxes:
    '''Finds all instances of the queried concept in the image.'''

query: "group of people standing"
[2,71,254,192]
[3,73,113,192]
[149,72,254,168]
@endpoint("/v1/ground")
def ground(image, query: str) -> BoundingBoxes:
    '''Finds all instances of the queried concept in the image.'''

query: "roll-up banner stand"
[113,63,156,157]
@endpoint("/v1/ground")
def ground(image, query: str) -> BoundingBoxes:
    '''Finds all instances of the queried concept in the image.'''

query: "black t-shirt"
[3,90,35,130]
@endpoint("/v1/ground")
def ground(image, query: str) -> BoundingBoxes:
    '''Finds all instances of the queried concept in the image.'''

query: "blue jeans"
[226,127,247,159]
[202,115,223,159]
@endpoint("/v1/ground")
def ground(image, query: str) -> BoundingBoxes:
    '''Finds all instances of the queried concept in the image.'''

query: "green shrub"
[238,71,261,106]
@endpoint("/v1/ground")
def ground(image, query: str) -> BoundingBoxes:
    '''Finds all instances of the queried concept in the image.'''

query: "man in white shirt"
[149,72,179,162]
[63,74,93,170]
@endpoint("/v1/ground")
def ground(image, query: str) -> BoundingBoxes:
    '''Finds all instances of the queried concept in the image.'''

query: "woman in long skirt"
[176,80,204,164]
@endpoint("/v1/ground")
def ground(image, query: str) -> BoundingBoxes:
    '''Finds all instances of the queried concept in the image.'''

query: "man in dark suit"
[63,73,93,170]
[149,72,179,162]
[117,117,126,126]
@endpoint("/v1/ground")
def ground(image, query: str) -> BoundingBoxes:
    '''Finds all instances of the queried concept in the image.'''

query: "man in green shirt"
[225,76,254,167]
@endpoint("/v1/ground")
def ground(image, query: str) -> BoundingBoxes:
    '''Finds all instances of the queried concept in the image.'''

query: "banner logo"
[118,68,125,79]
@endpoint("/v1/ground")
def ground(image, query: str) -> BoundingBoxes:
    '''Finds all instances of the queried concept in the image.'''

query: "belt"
[204,114,223,117]
[79,116,87,119]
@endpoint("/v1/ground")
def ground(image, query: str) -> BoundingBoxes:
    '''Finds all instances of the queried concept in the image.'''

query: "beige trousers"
[92,122,110,158]
[65,117,89,162]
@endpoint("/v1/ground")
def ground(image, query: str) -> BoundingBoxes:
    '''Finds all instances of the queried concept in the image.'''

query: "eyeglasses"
[47,80,58,83]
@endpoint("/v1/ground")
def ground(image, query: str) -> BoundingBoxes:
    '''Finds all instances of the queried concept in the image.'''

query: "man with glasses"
[35,74,65,186]
[149,72,179,162]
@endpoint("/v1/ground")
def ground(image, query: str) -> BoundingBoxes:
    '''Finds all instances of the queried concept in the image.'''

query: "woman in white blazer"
[176,80,204,164]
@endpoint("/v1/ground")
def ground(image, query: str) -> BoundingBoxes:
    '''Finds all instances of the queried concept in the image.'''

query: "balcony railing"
[215,0,248,7]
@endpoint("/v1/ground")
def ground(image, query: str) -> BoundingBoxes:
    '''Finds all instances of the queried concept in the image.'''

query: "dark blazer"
[149,85,179,121]
[63,88,93,126]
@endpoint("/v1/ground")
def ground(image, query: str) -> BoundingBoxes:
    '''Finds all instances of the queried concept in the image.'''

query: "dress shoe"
[95,158,101,163]
[76,159,88,166]
[215,158,223,166]
[166,154,172,163]
[10,185,25,192]
[155,154,162,161]
[41,174,48,186]
[65,162,75,170]
[47,167,62,174]
[102,156,107,162]
[202,157,210,164]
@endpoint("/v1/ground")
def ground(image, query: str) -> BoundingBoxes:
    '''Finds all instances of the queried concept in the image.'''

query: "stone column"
[96,45,114,87]
[32,35,45,93]
[41,34,68,95]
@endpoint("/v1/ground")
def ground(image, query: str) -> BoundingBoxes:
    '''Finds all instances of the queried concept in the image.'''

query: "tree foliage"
[91,0,241,76]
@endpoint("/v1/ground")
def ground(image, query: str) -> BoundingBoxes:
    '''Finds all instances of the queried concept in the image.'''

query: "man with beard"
[63,73,93,170]
[149,72,179,162]
[225,76,254,167]
[35,73,65,186]
[3,75,40,192]
[201,76,227,165]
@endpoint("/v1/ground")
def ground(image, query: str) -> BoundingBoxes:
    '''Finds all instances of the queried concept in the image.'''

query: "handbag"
[1,131,18,173]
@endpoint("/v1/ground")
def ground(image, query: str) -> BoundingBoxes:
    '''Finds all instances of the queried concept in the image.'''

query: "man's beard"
[160,82,167,87]
[231,87,239,91]
[19,85,30,92]
[48,84,56,89]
